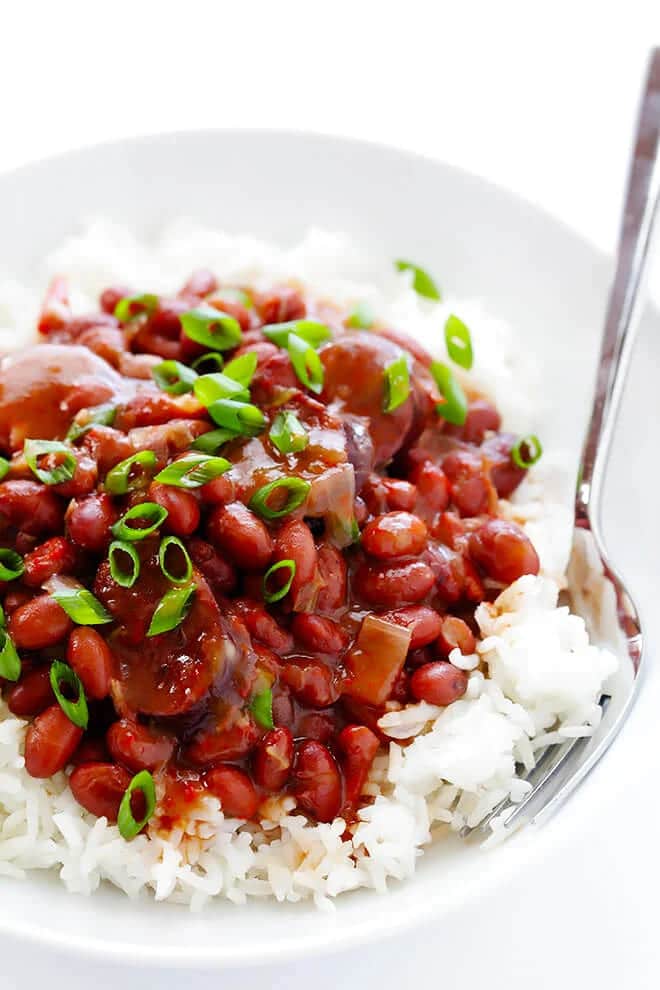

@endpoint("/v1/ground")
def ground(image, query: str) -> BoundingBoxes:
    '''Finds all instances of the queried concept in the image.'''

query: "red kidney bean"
[187,537,237,595]
[293,740,342,822]
[70,737,110,766]
[481,433,528,498]
[100,285,131,315]
[69,762,132,821]
[252,727,294,791]
[423,544,465,604]
[22,537,77,589]
[76,326,126,368]
[206,295,252,333]
[199,475,234,506]
[256,287,306,324]
[9,595,73,649]
[66,492,117,551]
[431,510,467,549]
[186,711,261,766]
[50,450,98,499]
[315,543,348,614]
[407,646,435,668]
[206,502,272,570]
[148,482,200,537]
[204,766,259,819]
[0,480,63,536]
[361,511,428,560]
[251,351,299,401]
[3,588,34,614]
[66,627,113,700]
[408,460,450,513]
[281,656,340,708]
[382,604,443,649]
[462,556,485,602]
[179,269,218,300]
[24,704,83,777]
[338,724,380,813]
[294,710,339,744]
[410,661,468,706]
[361,475,417,514]
[67,312,120,336]
[81,426,134,474]
[469,518,540,584]
[233,599,293,653]
[353,560,435,608]
[7,666,54,716]
[272,519,318,610]
[444,399,501,445]
[437,615,477,657]
[291,613,348,654]
[442,449,494,517]
[107,718,174,772]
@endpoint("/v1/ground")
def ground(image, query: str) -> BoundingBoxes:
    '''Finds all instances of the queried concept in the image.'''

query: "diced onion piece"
[344,615,411,706]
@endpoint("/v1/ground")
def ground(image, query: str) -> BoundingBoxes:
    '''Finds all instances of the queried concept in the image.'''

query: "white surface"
[0,4,659,988]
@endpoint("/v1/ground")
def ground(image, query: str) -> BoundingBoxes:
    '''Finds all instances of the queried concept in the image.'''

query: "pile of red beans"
[0,270,540,831]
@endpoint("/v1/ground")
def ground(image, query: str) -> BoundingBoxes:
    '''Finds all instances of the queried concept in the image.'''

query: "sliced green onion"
[0,628,20,681]
[108,540,140,589]
[180,305,242,351]
[0,603,5,627]
[0,548,24,582]
[191,352,224,374]
[114,293,159,323]
[152,360,198,395]
[395,259,441,300]
[213,287,253,309]
[105,451,157,495]
[191,428,238,454]
[147,583,195,637]
[158,536,193,585]
[511,434,543,469]
[50,660,88,729]
[207,399,265,436]
[263,559,296,604]
[346,301,375,329]
[430,361,468,426]
[288,332,324,394]
[154,453,230,489]
[382,356,410,413]
[222,351,258,387]
[268,411,309,455]
[118,770,156,840]
[111,502,168,541]
[47,578,112,625]
[444,314,473,370]
[0,457,10,482]
[262,320,331,349]
[249,476,311,520]
[24,440,76,485]
[250,688,274,730]
[194,372,248,407]
[66,403,117,443]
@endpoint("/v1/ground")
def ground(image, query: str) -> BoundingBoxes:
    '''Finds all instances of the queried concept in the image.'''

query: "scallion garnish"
[191,428,238,454]
[0,457,10,482]
[346,301,375,329]
[114,293,159,323]
[288,332,324,394]
[191,352,225,374]
[249,476,311,520]
[0,548,24,582]
[207,398,265,436]
[50,660,88,729]
[511,434,543,469]
[262,320,331,349]
[147,583,195,637]
[24,440,76,485]
[111,502,168,541]
[46,577,112,625]
[152,360,198,395]
[268,411,309,455]
[382,355,410,413]
[154,453,230,489]
[222,351,258,387]
[104,451,157,495]
[444,314,473,370]
[117,770,156,840]
[430,361,468,426]
[66,403,117,443]
[395,259,441,300]
[180,305,242,351]
[158,536,193,585]
[193,372,249,408]
[108,540,141,588]
[250,688,274,730]
[263,559,296,604]
[0,628,20,681]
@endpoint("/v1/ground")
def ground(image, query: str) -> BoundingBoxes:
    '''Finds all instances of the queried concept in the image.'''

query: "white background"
[1,2,660,988]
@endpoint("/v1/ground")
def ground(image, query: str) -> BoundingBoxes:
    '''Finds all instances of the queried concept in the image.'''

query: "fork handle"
[576,48,660,526]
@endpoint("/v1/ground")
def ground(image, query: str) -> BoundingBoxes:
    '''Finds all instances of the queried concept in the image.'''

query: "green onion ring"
[152,360,198,395]
[117,770,157,840]
[263,559,296,603]
[154,453,231,489]
[158,536,193,585]
[24,440,76,486]
[249,476,311,520]
[147,583,196,637]
[0,548,24,582]
[111,503,168,542]
[104,450,157,495]
[50,660,89,729]
[444,314,474,370]
[511,434,543,469]
[108,540,141,589]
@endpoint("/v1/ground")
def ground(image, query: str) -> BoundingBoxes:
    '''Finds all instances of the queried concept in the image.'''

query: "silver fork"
[462,48,660,841]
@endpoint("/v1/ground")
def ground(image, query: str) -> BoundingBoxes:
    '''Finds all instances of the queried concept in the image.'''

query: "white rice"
[0,222,617,908]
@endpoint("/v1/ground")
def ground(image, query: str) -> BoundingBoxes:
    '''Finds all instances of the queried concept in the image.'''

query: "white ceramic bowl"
[0,131,656,977]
